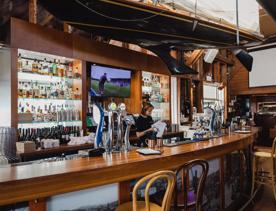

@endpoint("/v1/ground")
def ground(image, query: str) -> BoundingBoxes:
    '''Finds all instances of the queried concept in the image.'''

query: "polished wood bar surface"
[0,128,259,206]
[17,131,184,161]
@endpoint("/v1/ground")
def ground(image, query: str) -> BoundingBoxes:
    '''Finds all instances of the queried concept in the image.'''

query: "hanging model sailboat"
[39,0,265,74]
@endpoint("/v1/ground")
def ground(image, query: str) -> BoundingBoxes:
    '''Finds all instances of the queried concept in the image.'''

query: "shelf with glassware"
[141,71,170,121]
[17,49,83,129]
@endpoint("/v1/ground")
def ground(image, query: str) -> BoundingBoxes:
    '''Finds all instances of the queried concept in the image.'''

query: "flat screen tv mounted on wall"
[89,64,131,98]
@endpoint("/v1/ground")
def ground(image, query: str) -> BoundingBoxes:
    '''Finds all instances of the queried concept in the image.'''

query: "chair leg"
[251,155,256,196]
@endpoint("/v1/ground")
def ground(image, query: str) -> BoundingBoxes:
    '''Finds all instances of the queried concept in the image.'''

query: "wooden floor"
[251,184,276,211]
[250,157,276,211]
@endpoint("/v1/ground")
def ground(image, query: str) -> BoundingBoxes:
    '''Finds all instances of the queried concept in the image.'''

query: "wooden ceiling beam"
[186,49,204,66]
[28,0,37,24]
[63,23,72,33]
[40,14,54,26]
[215,53,234,65]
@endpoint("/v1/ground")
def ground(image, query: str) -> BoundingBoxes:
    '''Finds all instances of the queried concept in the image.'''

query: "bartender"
[136,102,155,147]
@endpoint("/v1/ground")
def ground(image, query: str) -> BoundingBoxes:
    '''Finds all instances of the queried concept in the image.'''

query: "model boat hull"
[39,0,263,74]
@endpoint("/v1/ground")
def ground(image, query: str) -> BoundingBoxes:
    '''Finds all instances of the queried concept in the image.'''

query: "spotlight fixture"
[232,49,253,72]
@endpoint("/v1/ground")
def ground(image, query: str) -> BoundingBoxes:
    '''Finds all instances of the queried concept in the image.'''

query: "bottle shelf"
[18,120,82,128]
[18,71,82,82]
[18,97,82,102]
[17,49,83,129]
[18,120,82,124]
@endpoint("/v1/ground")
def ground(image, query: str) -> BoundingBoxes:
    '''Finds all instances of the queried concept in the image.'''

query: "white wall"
[0,49,11,127]
[249,48,276,88]
[171,77,178,124]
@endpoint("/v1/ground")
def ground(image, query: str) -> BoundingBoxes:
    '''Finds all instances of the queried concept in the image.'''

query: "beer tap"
[106,102,117,153]
[93,103,104,149]
[115,103,127,151]
[123,115,136,152]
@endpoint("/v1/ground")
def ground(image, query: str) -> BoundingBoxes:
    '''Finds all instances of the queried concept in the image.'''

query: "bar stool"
[116,170,176,211]
[174,159,209,211]
[251,137,276,200]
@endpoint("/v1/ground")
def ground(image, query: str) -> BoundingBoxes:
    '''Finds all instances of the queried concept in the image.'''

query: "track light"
[232,49,253,72]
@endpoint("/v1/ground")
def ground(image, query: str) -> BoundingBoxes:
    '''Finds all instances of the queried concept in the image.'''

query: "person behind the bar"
[136,102,155,147]
[142,94,150,107]
[98,72,108,95]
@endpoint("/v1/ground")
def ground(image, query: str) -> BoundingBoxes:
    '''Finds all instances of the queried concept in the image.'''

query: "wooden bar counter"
[0,128,259,208]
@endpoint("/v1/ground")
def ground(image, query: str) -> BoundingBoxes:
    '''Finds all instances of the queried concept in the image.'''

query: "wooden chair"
[251,137,276,200]
[174,159,209,211]
[116,170,176,211]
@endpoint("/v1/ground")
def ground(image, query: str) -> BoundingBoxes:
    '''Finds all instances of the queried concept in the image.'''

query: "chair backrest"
[132,170,176,211]
[272,137,276,158]
[174,159,209,211]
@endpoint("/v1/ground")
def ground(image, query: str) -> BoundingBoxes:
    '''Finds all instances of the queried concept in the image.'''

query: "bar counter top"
[17,131,184,161]
[0,128,259,206]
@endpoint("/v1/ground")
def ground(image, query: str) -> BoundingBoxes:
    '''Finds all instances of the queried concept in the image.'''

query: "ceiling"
[1,0,276,44]
[260,8,276,39]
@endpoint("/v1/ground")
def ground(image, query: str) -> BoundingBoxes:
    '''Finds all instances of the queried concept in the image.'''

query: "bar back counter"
[0,128,259,211]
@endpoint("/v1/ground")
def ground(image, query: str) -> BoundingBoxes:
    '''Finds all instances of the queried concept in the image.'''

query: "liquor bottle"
[19,129,24,142]
[25,128,31,141]
[23,60,32,72]
[52,59,57,76]
[65,127,70,142]
[18,53,23,71]
[56,82,61,99]
[49,61,53,76]
[42,58,49,75]
[26,82,31,98]
[32,59,38,73]
[57,60,64,77]
[33,81,40,98]
[35,128,41,148]
[18,128,22,142]
[76,126,81,137]
[74,66,81,78]
[61,126,66,144]
[25,102,31,113]
[37,61,42,74]
[67,63,73,78]
[18,81,23,97]
[74,87,81,100]
[39,85,46,98]
[59,85,65,99]
[45,86,50,99]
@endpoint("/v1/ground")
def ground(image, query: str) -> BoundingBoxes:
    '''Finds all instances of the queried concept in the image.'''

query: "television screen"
[90,64,131,98]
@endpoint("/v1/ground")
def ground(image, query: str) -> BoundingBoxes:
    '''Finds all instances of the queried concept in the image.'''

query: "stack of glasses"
[0,127,18,164]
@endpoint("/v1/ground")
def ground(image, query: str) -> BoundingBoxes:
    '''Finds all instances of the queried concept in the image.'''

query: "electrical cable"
[75,0,165,22]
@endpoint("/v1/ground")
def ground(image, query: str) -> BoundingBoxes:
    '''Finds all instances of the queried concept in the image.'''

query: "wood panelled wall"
[10,18,170,75]
[230,58,276,95]
[8,18,170,119]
